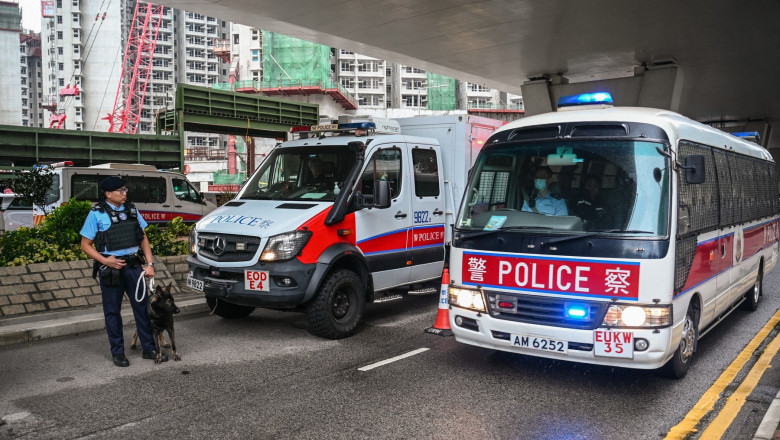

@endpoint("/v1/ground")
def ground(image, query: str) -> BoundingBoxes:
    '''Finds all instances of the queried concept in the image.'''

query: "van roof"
[88,163,159,171]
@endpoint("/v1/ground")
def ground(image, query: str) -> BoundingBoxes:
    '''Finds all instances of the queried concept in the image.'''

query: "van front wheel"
[306,269,365,339]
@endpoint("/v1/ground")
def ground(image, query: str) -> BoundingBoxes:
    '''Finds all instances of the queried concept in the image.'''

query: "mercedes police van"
[186,115,504,339]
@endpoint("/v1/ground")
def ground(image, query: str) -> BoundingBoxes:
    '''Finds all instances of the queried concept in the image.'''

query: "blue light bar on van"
[558,92,614,108]
[338,122,376,131]
[732,131,760,141]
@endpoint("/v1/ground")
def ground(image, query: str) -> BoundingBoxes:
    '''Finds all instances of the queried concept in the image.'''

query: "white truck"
[186,115,504,338]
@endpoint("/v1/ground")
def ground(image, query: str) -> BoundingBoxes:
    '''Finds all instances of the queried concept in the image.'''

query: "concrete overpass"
[161,0,780,153]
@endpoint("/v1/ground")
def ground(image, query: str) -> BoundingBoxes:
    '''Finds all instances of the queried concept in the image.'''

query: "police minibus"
[448,93,779,378]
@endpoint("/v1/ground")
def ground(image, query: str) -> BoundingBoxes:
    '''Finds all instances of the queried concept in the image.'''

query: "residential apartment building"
[0,1,22,126]
[21,31,44,127]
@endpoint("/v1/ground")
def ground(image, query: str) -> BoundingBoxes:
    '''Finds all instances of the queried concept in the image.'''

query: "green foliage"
[144,216,193,256]
[39,198,92,247]
[0,226,85,266]
[7,165,56,213]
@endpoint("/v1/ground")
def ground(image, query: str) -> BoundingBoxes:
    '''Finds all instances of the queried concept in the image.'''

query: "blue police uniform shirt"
[522,193,569,216]
[80,202,148,256]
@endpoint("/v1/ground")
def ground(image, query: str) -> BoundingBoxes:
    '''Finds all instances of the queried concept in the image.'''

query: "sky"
[19,0,42,32]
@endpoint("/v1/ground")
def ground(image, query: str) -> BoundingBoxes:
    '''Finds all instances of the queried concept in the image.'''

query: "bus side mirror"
[684,155,705,184]
[373,179,391,209]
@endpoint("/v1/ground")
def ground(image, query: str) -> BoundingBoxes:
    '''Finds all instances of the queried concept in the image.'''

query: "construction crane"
[104,1,164,134]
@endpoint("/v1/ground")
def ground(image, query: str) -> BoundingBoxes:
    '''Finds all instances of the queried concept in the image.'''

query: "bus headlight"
[448,287,486,312]
[602,304,672,328]
[260,230,312,262]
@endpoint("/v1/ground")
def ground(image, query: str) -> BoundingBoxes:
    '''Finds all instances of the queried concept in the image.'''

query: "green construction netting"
[213,170,246,185]
[261,31,331,88]
[0,4,22,31]
[212,137,247,184]
[427,73,456,111]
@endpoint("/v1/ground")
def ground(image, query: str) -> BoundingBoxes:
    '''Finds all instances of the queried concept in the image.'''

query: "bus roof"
[494,107,772,161]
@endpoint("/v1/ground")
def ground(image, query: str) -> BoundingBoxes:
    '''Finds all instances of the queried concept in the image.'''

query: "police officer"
[80,176,167,367]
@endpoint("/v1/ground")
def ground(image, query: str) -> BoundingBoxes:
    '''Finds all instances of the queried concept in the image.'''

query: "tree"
[8,165,56,215]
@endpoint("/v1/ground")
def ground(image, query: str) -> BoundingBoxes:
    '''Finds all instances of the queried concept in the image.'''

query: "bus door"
[408,145,446,282]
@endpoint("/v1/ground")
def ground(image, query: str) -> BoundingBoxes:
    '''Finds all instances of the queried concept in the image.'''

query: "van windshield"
[456,140,670,236]
[240,146,357,202]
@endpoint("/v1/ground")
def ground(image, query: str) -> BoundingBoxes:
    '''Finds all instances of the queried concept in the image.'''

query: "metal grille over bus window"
[674,236,697,293]
[197,233,262,262]
[713,149,735,227]
[677,141,718,233]
[486,292,607,330]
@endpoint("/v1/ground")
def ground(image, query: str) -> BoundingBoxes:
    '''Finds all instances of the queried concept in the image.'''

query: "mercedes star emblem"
[213,237,226,256]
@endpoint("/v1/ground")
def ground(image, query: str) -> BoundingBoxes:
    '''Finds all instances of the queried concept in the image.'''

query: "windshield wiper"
[240,194,274,200]
[541,232,600,246]
[598,229,655,234]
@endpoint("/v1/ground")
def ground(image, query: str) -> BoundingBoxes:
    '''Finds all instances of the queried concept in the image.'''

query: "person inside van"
[521,166,568,216]
[306,158,333,190]
[573,174,610,229]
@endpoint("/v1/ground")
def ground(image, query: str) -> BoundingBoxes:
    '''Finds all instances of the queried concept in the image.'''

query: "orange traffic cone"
[425,268,454,336]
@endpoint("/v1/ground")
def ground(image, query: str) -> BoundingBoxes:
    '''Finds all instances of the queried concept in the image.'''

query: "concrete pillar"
[637,65,684,112]
[520,79,554,116]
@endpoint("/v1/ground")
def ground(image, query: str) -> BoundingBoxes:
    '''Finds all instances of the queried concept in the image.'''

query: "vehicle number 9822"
[413,210,430,224]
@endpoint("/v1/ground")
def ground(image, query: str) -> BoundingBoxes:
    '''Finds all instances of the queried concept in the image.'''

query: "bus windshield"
[240,145,356,202]
[457,140,670,236]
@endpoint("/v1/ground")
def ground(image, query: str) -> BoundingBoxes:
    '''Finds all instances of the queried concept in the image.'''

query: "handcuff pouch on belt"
[93,254,144,287]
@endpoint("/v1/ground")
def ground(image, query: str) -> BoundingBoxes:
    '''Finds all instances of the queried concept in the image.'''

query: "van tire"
[206,297,255,319]
[306,269,365,339]
[742,266,762,312]
[661,303,698,379]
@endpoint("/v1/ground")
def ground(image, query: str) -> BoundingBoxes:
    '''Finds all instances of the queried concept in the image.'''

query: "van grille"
[486,292,608,330]
[197,233,262,262]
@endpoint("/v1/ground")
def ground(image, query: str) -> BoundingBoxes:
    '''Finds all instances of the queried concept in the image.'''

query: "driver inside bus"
[521,166,568,216]
[306,157,332,190]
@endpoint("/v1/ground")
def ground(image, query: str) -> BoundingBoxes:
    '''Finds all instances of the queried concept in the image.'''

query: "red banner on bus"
[461,252,640,300]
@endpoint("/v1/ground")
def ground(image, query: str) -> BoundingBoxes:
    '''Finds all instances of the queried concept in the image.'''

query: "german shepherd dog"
[131,284,182,363]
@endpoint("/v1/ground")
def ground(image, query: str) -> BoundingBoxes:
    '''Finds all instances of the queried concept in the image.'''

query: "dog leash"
[134,272,155,303]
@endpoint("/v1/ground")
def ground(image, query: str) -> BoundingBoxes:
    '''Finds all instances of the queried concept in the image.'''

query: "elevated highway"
[161,0,780,153]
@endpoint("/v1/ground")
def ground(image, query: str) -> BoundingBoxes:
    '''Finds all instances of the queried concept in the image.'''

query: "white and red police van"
[448,93,779,378]
[186,115,504,339]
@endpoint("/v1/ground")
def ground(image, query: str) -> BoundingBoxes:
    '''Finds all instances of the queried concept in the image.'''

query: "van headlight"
[189,230,198,255]
[448,286,486,312]
[601,304,672,328]
[260,231,312,262]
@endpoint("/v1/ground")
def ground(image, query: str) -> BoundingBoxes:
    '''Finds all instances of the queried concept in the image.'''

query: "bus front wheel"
[742,266,762,312]
[662,303,698,379]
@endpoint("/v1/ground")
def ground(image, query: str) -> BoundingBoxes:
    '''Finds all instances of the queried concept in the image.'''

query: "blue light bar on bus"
[557,92,614,108]
[338,122,376,131]
[731,131,761,141]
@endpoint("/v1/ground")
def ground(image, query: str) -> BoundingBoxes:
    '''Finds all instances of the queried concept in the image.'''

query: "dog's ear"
[164,283,172,294]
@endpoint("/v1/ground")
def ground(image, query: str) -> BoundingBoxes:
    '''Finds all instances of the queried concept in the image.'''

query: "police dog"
[130,284,182,363]
[148,284,182,363]
[130,287,179,351]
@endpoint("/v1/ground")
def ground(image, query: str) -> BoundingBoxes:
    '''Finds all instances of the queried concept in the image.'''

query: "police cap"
[100,176,127,192]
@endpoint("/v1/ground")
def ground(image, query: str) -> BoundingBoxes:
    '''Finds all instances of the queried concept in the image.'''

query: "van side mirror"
[373,179,391,209]
[683,155,705,184]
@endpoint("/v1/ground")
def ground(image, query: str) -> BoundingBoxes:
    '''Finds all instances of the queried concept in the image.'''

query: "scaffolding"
[0,2,21,31]
[427,73,457,111]
[262,31,331,84]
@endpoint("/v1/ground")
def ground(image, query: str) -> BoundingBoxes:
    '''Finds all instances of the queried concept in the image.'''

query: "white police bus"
[448,93,779,377]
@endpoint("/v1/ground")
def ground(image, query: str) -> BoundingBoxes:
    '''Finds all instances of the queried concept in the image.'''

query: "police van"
[186,115,504,339]
[447,93,779,378]
[37,162,216,224]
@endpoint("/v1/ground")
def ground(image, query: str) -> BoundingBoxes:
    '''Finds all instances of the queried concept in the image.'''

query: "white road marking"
[358,348,430,372]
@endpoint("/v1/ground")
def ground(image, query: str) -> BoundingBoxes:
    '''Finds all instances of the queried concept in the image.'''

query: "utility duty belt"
[91,254,145,280]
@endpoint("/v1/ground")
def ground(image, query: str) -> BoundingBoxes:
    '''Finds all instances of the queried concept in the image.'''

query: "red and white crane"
[104,1,164,133]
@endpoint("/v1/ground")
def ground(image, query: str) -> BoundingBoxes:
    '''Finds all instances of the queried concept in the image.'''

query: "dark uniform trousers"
[99,263,154,354]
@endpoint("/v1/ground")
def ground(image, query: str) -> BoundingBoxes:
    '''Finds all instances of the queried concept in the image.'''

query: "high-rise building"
[20,31,44,127]
[0,1,23,125]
